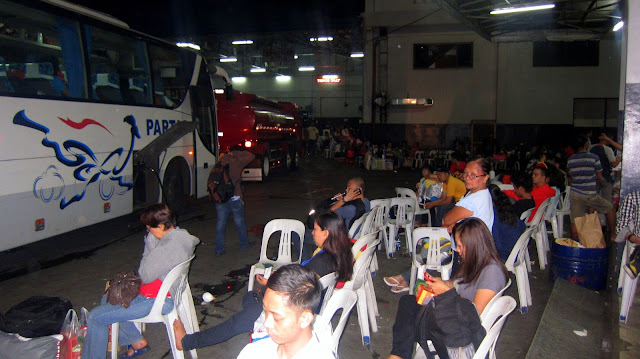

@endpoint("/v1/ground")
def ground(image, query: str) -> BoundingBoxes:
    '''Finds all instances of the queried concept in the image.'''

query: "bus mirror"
[225,83,234,101]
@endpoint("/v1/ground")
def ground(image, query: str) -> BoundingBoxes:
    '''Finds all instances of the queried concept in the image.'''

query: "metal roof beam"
[433,0,492,41]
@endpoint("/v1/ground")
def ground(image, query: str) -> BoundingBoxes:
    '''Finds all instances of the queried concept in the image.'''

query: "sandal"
[118,345,150,359]
[391,285,410,294]
[383,276,401,287]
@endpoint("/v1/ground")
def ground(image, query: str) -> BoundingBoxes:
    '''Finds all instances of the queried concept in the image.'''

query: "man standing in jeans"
[212,145,255,255]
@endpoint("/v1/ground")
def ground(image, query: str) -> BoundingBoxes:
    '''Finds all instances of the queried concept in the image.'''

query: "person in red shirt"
[449,152,466,178]
[529,164,557,221]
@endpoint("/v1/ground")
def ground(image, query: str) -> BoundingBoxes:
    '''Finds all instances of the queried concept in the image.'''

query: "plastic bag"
[423,183,443,202]
[59,308,87,359]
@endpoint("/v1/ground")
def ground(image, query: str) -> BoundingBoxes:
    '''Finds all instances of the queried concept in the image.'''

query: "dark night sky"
[70,0,364,38]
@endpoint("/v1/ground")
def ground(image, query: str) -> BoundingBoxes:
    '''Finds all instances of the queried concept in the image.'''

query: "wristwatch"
[341,198,347,204]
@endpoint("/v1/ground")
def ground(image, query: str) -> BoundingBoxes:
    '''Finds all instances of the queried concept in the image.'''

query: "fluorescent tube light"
[298,66,315,72]
[219,57,238,63]
[276,75,291,82]
[322,74,339,79]
[176,42,201,50]
[250,67,266,73]
[613,21,624,32]
[231,76,246,83]
[490,4,555,15]
[310,37,333,42]
[232,40,253,45]
[214,89,224,94]
[350,52,364,58]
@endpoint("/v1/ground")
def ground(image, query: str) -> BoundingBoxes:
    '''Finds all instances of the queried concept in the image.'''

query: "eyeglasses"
[462,172,487,179]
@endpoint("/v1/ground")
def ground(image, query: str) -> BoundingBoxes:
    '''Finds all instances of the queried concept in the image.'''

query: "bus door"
[191,60,217,198]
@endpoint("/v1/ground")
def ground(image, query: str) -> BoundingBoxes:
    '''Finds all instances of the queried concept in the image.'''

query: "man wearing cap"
[423,168,466,227]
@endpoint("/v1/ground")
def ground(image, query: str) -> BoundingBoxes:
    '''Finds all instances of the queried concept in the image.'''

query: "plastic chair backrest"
[351,231,380,258]
[348,211,368,239]
[559,186,571,211]
[544,189,561,221]
[258,219,306,265]
[346,234,381,290]
[390,197,415,225]
[520,208,533,222]
[137,254,195,323]
[395,187,417,200]
[415,151,425,160]
[505,227,535,271]
[315,288,359,355]
[412,227,451,271]
[528,198,551,226]
[498,184,514,191]
[319,272,337,290]
[370,198,391,228]
[359,207,379,237]
[480,278,511,328]
[472,296,517,359]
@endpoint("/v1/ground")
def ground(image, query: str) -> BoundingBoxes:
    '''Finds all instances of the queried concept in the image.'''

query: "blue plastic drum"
[549,242,608,291]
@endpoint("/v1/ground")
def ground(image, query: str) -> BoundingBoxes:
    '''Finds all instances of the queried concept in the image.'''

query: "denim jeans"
[83,294,174,359]
[215,198,249,253]
[181,290,263,351]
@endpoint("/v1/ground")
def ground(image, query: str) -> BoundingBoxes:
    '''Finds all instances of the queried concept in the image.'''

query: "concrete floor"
[0,156,595,359]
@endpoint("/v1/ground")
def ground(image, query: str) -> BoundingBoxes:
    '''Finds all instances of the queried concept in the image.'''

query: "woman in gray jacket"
[83,203,199,359]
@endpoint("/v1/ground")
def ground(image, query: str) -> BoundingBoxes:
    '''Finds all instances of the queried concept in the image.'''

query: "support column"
[621,1,640,196]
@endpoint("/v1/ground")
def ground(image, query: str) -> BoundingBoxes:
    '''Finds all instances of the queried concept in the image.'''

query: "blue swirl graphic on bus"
[33,165,65,202]
[13,110,141,209]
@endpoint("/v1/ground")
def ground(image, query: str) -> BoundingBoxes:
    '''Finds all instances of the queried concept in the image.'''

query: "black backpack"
[1,296,72,338]
[207,163,235,203]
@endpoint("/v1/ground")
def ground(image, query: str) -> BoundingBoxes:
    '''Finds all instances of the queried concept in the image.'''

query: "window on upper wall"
[533,41,599,67]
[413,43,473,69]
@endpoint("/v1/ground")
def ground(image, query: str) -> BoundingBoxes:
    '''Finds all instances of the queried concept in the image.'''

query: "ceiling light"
[231,76,246,83]
[232,40,253,45]
[613,21,624,32]
[322,74,339,79]
[490,4,555,15]
[298,66,315,72]
[219,57,238,63]
[176,42,201,50]
[250,67,266,73]
[310,37,333,42]
[276,75,291,82]
[214,89,224,94]
[350,52,364,58]
[294,54,299,59]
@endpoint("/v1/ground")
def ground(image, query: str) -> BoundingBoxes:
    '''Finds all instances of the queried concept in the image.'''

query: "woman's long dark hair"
[453,217,508,285]
[315,211,354,282]
[488,184,518,227]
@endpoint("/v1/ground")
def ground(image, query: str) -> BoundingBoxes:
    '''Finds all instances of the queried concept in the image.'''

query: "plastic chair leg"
[364,277,379,330]
[515,265,529,313]
[535,229,547,270]
[355,287,371,345]
[409,264,418,294]
[618,244,630,293]
[525,249,532,273]
[620,272,638,323]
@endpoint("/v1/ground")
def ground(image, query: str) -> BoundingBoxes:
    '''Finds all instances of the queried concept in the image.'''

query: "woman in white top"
[443,158,494,233]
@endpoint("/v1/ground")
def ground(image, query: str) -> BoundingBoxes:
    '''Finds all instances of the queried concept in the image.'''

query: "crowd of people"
[77,127,634,359]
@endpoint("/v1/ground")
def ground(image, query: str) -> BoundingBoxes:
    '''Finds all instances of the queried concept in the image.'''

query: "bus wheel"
[163,157,190,213]
[261,153,271,179]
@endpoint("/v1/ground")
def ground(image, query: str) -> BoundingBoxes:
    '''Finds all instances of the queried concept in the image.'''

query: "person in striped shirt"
[566,134,615,241]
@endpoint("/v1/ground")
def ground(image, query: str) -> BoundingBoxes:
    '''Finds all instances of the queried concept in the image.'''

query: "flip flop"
[383,276,401,287]
[118,345,150,359]
[391,285,410,294]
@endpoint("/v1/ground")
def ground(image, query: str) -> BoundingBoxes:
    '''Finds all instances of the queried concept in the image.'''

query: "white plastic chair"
[341,232,381,346]
[480,279,511,326]
[315,288,359,357]
[351,231,381,316]
[472,296,517,359]
[370,198,391,250]
[386,197,415,258]
[618,241,639,323]
[505,227,536,313]
[498,184,514,191]
[319,272,338,312]
[553,186,571,239]
[358,208,381,274]
[544,189,562,240]
[247,219,306,291]
[396,187,432,227]
[110,255,198,359]
[413,151,425,169]
[348,210,369,239]
[527,198,551,270]
[409,227,453,293]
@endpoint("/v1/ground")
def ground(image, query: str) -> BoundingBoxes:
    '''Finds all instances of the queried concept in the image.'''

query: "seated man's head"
[531,164,550,188]
[347,177,365,196]
[263,264,322,346]
[512,173,533,198]
[435,168,450,183]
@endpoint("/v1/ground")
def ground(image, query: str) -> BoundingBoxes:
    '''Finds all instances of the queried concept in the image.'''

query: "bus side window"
[85,25,151,105]
[149,44,195,109]
[0,2,85,99]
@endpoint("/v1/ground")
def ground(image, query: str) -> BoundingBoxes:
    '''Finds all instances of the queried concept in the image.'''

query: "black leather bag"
[105,271,141,308]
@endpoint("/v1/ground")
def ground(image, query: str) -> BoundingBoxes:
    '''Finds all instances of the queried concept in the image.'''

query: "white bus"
[0,0,218,251]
